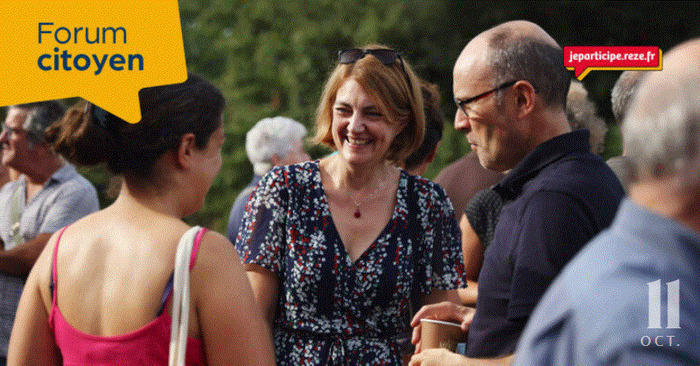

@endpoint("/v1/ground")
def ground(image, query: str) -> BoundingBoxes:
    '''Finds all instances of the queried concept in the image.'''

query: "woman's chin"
[340,149,374,165]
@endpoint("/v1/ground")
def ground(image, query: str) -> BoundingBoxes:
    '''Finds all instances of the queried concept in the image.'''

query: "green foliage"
[74,1,700,233]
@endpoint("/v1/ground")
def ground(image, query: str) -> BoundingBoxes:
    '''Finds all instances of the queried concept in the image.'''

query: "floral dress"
[235,161,465,366]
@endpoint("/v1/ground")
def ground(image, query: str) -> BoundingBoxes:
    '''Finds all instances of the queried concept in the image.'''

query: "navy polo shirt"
[465,130,624,358]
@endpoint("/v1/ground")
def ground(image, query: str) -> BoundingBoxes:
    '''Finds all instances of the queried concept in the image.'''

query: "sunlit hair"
[313,44,425,165]
[566,80,608,155]
[611,70,643,123]
[10,100,65,144]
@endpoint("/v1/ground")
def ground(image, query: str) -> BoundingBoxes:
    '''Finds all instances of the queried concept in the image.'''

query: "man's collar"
[46,163,76,185]
[493,130,591,199]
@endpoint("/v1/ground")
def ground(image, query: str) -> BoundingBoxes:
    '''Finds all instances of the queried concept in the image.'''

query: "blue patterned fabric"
[236,161,465,365]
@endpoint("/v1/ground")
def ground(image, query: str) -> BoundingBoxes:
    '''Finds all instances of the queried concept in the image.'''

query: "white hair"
[623,47,700,188]
[566,80,608,155]
[246,116,307,176]
[611,70,643,123]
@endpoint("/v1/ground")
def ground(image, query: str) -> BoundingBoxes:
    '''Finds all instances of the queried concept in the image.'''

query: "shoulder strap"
[168,226,203,366]
[8,183,25,249]
[50,227,70,303]
[189,228,207,270]
[158,227,207,315]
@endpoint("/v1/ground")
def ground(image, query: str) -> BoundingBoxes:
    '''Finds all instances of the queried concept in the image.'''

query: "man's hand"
[409,348,469,366]
[410,349,515,366]
[410,301,475,353]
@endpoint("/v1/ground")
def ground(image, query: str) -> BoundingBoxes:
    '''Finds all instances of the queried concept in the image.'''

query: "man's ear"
[175,133,197,169]
[514,80,537,118]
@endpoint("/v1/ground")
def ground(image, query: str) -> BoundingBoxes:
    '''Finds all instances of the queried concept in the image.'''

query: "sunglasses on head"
[337,48,414,93]
[338,48,403,65]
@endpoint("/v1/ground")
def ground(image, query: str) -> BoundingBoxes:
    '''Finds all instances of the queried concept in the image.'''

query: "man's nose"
[454,109,471,133]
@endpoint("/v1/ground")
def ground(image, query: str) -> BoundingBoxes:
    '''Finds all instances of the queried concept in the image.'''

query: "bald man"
[409,21,624,365]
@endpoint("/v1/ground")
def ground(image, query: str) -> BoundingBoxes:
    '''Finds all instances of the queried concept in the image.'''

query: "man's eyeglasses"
[338,48,413,93]
[454,80,517,117]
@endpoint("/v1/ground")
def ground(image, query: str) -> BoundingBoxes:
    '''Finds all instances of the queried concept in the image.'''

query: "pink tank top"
[48,227,208,366]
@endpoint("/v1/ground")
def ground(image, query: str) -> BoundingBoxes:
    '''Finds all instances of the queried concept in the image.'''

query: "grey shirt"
[514,199,700,365]
[0,163,99,357]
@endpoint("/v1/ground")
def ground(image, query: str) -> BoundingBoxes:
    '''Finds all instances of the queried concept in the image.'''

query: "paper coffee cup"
[419,319,464,352]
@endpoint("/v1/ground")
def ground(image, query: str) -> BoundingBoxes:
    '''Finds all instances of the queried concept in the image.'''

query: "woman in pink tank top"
[7,74,275,366]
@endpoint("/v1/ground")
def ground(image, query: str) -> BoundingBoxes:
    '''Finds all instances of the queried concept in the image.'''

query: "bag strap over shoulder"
[168,226,203,366]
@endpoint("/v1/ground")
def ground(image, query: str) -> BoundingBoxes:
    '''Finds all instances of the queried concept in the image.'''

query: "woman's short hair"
[245,116,307,176]
[313,44,425,165]
[47,73,224,181]
[611,70,643,123]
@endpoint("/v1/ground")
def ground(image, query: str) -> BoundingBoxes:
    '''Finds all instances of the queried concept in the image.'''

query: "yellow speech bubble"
[0,0,187,123]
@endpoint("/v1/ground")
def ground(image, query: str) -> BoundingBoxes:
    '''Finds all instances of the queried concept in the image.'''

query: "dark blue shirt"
[466,130,624,357]
[226,175,262,243]
[514,199,700,365]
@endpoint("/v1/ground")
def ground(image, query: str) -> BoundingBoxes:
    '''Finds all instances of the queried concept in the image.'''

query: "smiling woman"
[235,44,466,366]
[330,79,405,169]
[315,46,424,165]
